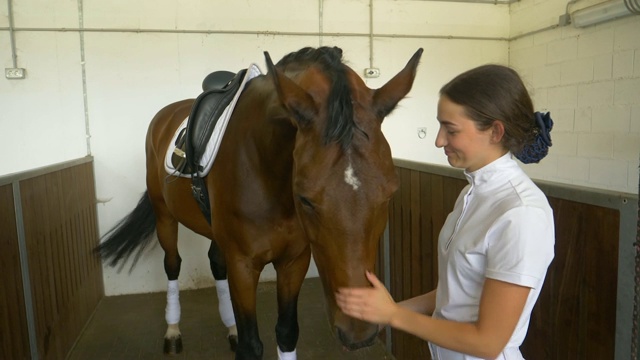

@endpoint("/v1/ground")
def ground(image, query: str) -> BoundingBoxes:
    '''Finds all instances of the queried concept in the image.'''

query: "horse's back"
[146,99,194,158]
[145,99,193,187]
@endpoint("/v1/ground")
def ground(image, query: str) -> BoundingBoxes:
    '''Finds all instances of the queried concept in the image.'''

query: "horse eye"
[298,196,314,209]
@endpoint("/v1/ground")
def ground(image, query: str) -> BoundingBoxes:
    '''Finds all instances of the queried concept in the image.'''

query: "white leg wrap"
[216,279,236,327]
[165,280,181,325]
[277,347,297,360]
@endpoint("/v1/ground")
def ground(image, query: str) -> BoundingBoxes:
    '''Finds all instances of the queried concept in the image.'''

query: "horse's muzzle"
[333,311,379,351]
[335,325,379,351]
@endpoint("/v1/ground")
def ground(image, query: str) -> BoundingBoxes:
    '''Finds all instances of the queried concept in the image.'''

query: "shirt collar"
[463,152,517,190]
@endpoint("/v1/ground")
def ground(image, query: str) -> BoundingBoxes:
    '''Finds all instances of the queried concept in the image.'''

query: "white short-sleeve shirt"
[429,153,555,360]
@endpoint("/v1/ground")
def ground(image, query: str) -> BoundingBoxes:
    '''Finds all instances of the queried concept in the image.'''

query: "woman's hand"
[335,271,399,325]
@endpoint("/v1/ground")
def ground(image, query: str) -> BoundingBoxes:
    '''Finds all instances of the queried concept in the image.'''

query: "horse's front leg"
[273,246,311,360]
[228,255,263,360]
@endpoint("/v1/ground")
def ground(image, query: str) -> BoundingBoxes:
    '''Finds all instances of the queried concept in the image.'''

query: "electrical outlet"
[5,68,26,79]
[364,68,380,78]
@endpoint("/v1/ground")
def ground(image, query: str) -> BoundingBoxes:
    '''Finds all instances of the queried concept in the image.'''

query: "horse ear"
[372,48,423,120]
[264,51,318,125]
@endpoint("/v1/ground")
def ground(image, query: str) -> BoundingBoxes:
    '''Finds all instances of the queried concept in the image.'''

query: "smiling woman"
[435,96,502,172]
[337,64,556,360]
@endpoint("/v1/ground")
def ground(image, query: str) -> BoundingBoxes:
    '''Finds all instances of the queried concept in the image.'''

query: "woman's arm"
[336,272,530,359]
[396,289,437,316]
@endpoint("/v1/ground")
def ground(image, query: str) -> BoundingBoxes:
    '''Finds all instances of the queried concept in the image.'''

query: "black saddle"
[171,69,247,175]
[202,71,236,92]
[170,69,248,223]
[188,69,246,174]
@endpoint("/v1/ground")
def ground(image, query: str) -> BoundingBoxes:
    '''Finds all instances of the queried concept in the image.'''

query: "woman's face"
[435,96,504,172]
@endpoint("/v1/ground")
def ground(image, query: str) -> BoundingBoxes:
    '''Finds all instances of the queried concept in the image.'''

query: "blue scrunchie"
[515,111,553,164]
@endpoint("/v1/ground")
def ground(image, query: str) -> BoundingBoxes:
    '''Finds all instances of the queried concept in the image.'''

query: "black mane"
[277,47,355,148]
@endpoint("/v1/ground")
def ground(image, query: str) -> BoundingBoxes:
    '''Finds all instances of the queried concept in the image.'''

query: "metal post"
[13,181,39,360]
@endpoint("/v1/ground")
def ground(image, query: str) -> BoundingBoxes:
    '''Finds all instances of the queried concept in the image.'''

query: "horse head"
[264,47,423,350]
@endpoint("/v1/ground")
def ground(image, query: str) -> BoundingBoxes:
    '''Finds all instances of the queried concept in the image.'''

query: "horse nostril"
[335,327,353,350]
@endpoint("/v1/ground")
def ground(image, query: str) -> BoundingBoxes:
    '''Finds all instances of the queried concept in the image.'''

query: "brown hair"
[440,64,536,154]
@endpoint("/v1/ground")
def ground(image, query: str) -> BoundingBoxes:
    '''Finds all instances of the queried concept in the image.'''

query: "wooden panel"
[521,198,618,359]
[0,184,31,360]
[386,167,466,359]
[19,162,104,360]
[383,166,619,360]
[389,167,406,359]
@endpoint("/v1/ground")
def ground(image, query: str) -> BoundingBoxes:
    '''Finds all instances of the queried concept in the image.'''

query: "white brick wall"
[591,105,631,133]
[561,58,594,84]
[632,105,640,133]
[614,21,640,50]
[557,156,589,181]
[590,158,630,188]
[579,81,615,107]
[577,133,614,158]
[547,37,578,64]
[594,53,614,80]
[616,78,640,104]
[575,107,592,132]
[551,132,578,155]
[510,2,640,194]
[615,134,640,160]
[613,50,635,78]
[551,108,575,132]
[548,85,578,108]
[578,29,615,57]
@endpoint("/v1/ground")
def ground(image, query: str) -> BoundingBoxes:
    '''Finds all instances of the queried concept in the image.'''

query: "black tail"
[95,191,157,272]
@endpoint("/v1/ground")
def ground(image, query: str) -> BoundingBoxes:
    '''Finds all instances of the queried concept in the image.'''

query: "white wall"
[3,0,636,296]
[509,0,640,193]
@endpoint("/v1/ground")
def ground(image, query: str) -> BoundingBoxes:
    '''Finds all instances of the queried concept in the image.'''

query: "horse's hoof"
[228,334,238,352]
[163,336,183,355]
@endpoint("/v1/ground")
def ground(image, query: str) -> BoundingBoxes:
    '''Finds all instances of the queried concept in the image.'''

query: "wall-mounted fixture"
[364,68,380,78]
[5,68,26,79]
[571,0,640,27]
[5,0,27,80]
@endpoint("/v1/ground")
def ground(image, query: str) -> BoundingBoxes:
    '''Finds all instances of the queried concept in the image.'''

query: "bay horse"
[96,46,422,360]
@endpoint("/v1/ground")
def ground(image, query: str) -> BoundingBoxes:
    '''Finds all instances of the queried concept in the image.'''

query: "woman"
[336,64,555,359]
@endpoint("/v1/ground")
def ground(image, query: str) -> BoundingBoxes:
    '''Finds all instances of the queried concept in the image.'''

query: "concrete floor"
[68,277,394,360]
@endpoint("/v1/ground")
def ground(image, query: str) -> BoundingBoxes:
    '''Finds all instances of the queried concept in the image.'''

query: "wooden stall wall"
[0,158,104,360]
[383,167,467,359]
[521,197,618,358]
[0,184,31,359]
[380,161,621,360]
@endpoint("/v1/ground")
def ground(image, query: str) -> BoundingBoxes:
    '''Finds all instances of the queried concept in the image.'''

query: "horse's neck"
[239,80,297,179]
[253,109,297,174]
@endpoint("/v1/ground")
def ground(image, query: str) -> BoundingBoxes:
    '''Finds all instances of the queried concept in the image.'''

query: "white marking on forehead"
[344,163,361,191]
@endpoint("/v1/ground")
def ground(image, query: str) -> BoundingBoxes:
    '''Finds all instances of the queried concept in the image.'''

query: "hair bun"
[515,111,553,164]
